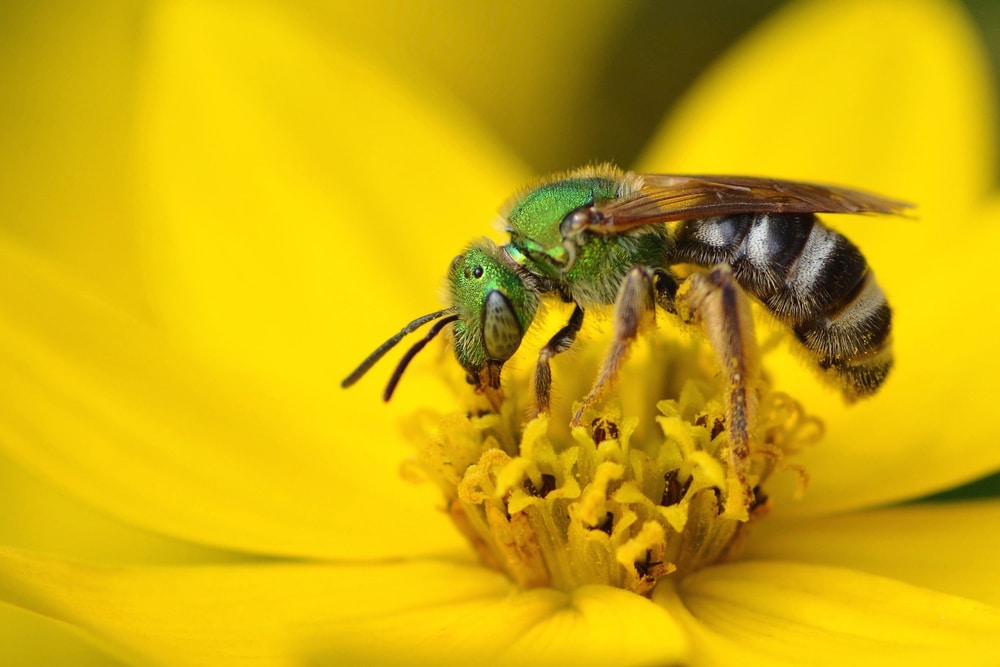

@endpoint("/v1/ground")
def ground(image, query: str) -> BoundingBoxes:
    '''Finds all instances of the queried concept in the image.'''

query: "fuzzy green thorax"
[502,167,669,308]
[506,174,621,253]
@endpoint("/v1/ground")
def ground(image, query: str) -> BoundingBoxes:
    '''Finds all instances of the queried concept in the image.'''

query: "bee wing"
[589,175,911,235]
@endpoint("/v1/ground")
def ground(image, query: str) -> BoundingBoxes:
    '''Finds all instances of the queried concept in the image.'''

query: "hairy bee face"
[446,239,539,386]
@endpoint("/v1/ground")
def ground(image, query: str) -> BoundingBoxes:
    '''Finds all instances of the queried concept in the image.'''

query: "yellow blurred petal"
[658,561,1000,666]
[0,547,689,667]
[641,0,995,220]
[292,2,636,167]
[0,3,150,315]
[0,235,465,559]
[0,447,245,566]
[745,500,1000,607]
[0,604,121,667]
[137,0,526,413]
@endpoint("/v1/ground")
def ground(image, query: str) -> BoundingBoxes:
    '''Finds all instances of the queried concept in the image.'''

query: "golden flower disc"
[405,330,822,596]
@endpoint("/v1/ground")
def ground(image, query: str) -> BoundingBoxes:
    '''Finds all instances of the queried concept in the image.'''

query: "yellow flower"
[2,0,1000,665]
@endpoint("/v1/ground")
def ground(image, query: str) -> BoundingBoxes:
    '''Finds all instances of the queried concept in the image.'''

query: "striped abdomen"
[669,213,892,399]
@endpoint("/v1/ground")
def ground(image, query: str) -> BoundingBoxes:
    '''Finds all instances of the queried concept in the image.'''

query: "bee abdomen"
[792,272,893,400]
[672,213,892,399]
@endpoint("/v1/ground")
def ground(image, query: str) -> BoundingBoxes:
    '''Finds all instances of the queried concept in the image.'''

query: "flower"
[2,0,1000,665]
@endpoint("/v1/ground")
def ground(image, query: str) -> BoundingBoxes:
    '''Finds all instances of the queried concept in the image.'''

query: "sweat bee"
[342,165,906,496]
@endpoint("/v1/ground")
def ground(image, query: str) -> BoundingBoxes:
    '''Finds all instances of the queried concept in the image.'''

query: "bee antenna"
[383,314,460,401]
[341,308,458,388]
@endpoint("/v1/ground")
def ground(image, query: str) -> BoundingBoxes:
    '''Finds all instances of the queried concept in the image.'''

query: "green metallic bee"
[343,165,906,492]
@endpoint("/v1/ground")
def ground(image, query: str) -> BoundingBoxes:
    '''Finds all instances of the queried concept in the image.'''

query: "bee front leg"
[677,265,759,519]
[532,304,585,418]
[571,267,657,427]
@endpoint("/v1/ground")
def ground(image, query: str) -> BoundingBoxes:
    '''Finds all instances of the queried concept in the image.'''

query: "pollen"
[403,334,821,597]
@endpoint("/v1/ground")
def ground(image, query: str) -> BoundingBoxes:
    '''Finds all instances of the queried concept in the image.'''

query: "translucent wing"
[586,175,911,235]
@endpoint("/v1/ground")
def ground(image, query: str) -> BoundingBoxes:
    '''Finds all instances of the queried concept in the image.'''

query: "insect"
[342,165,906,501]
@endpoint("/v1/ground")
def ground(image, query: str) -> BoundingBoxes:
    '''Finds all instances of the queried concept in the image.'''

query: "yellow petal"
[641,0,995,219]
[0,3,150,315]
[0,236,464,559]
[745,500,1000,607]
[136,0,525,409]
[0,446,244,566]
[657,560,1000,666]
[0,604,118,667]
[291,2,635,168]
[0,546,689,667]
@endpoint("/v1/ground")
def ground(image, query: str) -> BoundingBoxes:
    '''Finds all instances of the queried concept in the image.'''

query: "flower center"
[404,331,821,597]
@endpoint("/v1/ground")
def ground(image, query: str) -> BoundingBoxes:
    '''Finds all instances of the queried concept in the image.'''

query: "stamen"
[404,334,821,596]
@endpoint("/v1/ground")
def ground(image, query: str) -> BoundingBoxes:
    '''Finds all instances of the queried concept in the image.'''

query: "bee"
[342,165,906,500]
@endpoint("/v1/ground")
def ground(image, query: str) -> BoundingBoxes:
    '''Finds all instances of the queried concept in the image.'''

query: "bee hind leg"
[532,304,585,417]
[677,265,759,519]
[571,266,659,427]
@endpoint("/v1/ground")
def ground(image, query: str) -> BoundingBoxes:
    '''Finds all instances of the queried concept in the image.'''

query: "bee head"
[446,239,540,391]
[340,238,538,403]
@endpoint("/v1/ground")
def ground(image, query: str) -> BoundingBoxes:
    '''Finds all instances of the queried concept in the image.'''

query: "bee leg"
[532,304,585,417]
[652,268,680,314]
[571,267,657,426]
[677,265,759,519]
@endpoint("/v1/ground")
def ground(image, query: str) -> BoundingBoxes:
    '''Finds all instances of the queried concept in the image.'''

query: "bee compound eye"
[482,290,522,361]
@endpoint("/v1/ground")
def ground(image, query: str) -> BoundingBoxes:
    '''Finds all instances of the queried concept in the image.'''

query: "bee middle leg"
[677,264,759,518]
[532,303,585,417]
[571,266,660,427]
